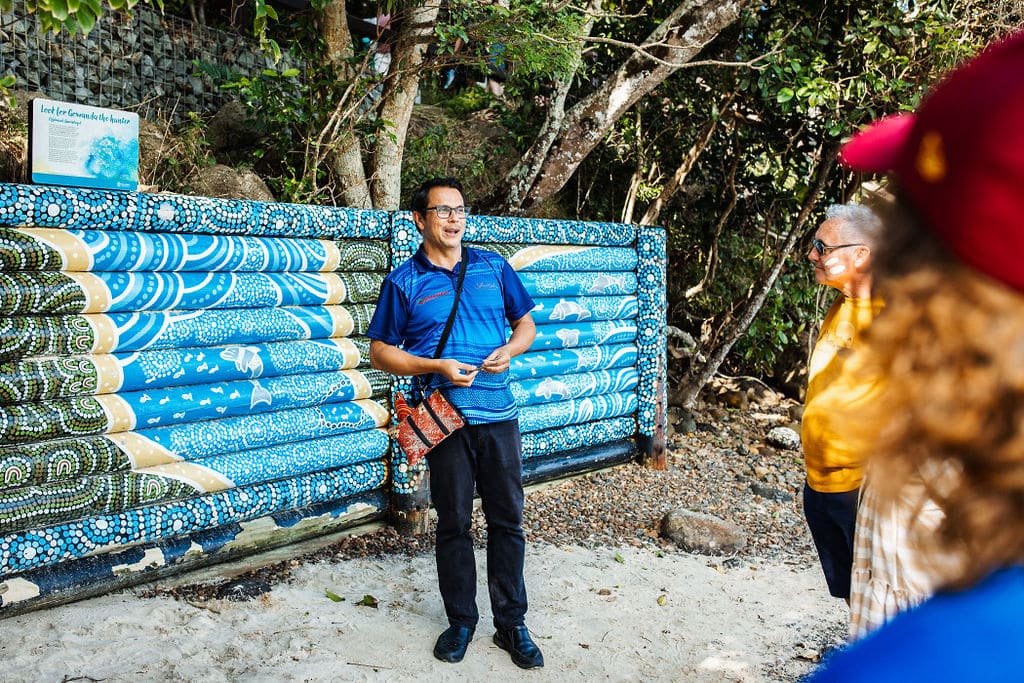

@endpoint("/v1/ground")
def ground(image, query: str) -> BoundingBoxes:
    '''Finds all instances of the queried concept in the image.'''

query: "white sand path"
[2,544,845,682]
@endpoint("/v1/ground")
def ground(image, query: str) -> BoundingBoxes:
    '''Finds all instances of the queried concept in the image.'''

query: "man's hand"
[479,347,511,373]
[437,358,480,386]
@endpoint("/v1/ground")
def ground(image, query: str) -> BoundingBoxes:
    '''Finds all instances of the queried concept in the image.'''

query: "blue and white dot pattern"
[635,227,667,444]
[0,181,665,611]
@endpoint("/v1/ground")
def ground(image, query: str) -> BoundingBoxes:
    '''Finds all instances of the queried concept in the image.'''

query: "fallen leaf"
[657,594,667,606]
[614,552,625,564]
[356,594,379,608]
[795,647,821,662]
[325,590,345,602]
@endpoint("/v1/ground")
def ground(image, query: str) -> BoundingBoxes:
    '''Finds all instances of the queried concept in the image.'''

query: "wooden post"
[388,467,431,535]
[640,371,668,470]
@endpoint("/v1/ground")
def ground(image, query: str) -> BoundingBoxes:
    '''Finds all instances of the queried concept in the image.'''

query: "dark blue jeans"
[426,419,527,631]
[803,481,860,599]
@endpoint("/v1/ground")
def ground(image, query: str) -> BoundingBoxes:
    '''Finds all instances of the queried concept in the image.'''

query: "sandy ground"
[1,543,846,682]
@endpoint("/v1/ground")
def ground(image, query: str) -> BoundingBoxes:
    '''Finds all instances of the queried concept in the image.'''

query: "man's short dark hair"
[411,177,465,215]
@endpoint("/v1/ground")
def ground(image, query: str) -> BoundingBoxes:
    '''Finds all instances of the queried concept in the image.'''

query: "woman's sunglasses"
[812,239,864,256]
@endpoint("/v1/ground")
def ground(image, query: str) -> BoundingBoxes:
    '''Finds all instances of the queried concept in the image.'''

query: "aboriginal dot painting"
[0,184,665,616]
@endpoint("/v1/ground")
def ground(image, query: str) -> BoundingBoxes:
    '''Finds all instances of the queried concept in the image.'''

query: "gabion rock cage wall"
[0,5,292,123]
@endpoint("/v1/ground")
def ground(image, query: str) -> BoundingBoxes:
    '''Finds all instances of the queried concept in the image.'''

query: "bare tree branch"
[684,145,738,299]
[640,92,734,227]
[676,142,840,409]
[504,0,753,214]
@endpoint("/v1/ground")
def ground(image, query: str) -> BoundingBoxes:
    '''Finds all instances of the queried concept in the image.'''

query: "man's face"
[808,218,862,291]
[413,186,466,253]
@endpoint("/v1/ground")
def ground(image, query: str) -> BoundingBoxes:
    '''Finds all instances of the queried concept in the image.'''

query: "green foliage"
[0,73,15,107]
[252,0,281,62]
[602,0,1017,383]
[495,98,547,154]
[0,0,161,35]
[270,174,322,205]
[734,264,819,379]
[441,86,493,118]
[147,112,214,191]
[193,57,361,203]
[215,66,306,140]
[436,0,590,99]
[400,115,499,209]
[737,2,996,140]
[402,123,462,200]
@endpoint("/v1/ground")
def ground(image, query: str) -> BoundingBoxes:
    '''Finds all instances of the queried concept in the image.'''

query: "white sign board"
[30,98,139,191]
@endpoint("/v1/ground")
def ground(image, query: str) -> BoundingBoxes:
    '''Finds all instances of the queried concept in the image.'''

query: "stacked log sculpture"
[0,183,665,616]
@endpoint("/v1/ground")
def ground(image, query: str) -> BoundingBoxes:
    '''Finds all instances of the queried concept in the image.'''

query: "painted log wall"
[0,184,666,616]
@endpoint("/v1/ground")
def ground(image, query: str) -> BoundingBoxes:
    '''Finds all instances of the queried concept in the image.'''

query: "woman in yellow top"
[801,202,885,603]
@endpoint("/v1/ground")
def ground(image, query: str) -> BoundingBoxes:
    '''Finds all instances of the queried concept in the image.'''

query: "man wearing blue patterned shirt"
[367,177,542,669]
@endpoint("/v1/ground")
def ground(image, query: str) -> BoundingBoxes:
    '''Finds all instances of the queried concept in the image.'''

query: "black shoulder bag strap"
[434,246,469,360]
[415,246,468,399]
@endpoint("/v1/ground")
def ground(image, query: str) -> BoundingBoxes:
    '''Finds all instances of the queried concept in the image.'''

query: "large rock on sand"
[660,508,747,555]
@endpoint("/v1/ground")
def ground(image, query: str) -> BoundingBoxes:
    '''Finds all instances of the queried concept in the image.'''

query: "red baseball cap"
[839,29,1024,292]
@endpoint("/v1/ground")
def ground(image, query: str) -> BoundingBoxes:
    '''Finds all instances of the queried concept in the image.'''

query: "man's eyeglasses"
[424,205,471,219]
[812,239,864,256]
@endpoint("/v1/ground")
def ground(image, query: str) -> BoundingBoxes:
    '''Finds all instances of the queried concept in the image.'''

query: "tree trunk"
[507,0,747,215]
[333,134,373,208]
[320,0,352,67]
[676,144,839,409]
[369,0,441,210]
[496,0,602,214]
[319,0,373,208]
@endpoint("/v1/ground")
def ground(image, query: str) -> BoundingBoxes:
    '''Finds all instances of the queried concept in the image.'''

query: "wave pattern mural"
[0,400,389,489]
[520,417,636,461]
[0,368,388,443]
[529,295,637,324]
[0,338,372,402]
[0,429,390,533]
[0,227,389,273]
[0,184,397,611]
[0,184,665,617]
[0,305,375,361]
[0,270,383,315]
[0,184,391,238]
[0,462,389,576]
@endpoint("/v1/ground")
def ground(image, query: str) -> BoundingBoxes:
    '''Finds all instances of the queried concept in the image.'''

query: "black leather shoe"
[493,625,544,669]
[433,625,475,663]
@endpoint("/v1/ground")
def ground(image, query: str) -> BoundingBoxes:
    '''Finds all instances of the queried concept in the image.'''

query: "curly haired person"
[808,29,1024,681]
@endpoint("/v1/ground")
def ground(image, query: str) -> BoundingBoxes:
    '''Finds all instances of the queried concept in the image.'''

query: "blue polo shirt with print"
[367,246,535,425]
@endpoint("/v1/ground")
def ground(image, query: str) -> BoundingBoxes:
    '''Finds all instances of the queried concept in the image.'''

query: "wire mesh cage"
[0,5,291,124]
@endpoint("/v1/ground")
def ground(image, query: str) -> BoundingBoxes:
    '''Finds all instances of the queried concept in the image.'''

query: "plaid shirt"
[849,474,947,639]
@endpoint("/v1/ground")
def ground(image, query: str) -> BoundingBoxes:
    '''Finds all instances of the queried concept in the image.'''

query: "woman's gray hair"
[825,203,884,246]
